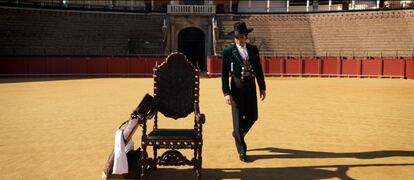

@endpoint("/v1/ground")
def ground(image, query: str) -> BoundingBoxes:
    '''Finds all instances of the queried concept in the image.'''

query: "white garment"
[236,44,249,61]
[112,129,134,174]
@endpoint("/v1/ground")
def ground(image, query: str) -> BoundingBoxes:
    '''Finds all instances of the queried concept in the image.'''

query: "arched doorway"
[178,27,205,71]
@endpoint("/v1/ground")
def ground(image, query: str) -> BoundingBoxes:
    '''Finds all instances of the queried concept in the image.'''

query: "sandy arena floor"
[0,77,414,180]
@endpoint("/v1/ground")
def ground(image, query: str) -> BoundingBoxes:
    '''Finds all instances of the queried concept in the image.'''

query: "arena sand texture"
[0,77,413,180]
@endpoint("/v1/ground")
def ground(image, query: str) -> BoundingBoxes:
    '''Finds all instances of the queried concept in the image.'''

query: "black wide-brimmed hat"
[227,21,254,37]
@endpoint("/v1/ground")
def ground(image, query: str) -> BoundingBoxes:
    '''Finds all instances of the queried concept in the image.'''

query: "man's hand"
[260,90,266,101]
[224,95,232,105]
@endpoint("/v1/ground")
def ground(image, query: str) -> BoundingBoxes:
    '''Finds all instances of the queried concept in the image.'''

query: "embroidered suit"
[221,43,266,155]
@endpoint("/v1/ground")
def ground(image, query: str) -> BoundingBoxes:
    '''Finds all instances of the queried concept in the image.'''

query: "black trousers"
[230,76,258,154]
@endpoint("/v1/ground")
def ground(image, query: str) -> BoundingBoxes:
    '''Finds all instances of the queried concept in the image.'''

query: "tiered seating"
[216,9,414,58]
[0,6,165,56]
[310,10,414,58]
[216,14,315,57]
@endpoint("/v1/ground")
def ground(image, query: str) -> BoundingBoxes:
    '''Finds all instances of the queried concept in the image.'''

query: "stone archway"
[178,27,206,71]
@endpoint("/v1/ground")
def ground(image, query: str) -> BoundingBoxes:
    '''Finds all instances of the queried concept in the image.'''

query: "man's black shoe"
[239,153,247,162]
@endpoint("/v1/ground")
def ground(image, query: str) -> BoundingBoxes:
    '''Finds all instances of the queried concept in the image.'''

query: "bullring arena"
[1,77,414,179]
[1,0,414,179]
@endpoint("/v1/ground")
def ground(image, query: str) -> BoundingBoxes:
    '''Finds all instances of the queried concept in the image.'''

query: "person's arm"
[254,46,266,101]
[222,48,232,105]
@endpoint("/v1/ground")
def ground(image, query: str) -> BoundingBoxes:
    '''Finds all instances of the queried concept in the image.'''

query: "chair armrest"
[196,113,206,124]
[131,113,146,125]
[131,93,156,125]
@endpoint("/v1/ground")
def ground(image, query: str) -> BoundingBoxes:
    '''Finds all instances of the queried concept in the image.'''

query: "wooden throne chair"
[139,52,205,179]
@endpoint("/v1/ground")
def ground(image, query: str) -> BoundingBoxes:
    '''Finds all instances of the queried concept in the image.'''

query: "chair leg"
[193,147,198,170]
[141,144,148,178]
[195,146,202,179]
[152,146,158,171]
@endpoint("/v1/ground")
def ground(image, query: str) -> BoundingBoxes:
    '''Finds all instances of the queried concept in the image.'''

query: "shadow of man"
[247,147,414,162]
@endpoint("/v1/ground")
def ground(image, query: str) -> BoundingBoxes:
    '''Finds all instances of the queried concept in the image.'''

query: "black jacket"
[221,43,266,96]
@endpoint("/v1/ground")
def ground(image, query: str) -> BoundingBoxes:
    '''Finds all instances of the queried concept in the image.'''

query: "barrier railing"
[1,55,413,79]
[0,56,166,76]
[206,56,414,79]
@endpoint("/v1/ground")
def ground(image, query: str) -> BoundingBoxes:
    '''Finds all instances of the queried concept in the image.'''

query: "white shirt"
[236,44,249,61]
[112,129,134,174]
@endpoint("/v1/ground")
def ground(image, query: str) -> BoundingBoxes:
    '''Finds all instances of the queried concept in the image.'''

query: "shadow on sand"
[247,147,414,161]
[147,163,414,180]
[145,147,414,180]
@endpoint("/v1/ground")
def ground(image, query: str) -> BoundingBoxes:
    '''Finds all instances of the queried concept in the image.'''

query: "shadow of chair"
[139,52,205,179]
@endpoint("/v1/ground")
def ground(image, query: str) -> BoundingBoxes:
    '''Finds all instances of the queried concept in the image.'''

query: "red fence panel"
[0,57,25,74]
[14,57,27,74]
[25,57,47,74]
[145,57,165,74]
[67,57,87,74]
[260,56,268,75]
[108,57,128,74]
[406,59,414,79]
[46,57,68,74]
[342,59,361,76]
[207,56,222,77]
[303,59,321,75]
[128,57,146,74]
[383,59,405,77]
[267,58,284,75]
[0,58,9,74]
[361,59,382,76]
[2,56,414,79]
[322,58,341,76]
[285,58,302,75]
[87,57,109,74]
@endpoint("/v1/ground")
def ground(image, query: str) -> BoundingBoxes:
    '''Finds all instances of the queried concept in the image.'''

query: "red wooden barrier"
[1,56,414,80]
[285,58,302,75]
[0,57,25,74]
[383,59,405,78]
[108,57,128,74]
[406,59,414,79]
[87,57,109,74]
[46,57,68,74]
[341,59,361,76]
[67,57,88,74]
[260,56,268,75]
[0,57,8,74]
[145,57,165,74]
[207,56,222,77]
[361,59,382,77]
[303,58,321,75]
[6,57,27,74]
[128,57,146,74]
[321,58,341,76]
[267,58,284,75]
[25,57,47,74]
